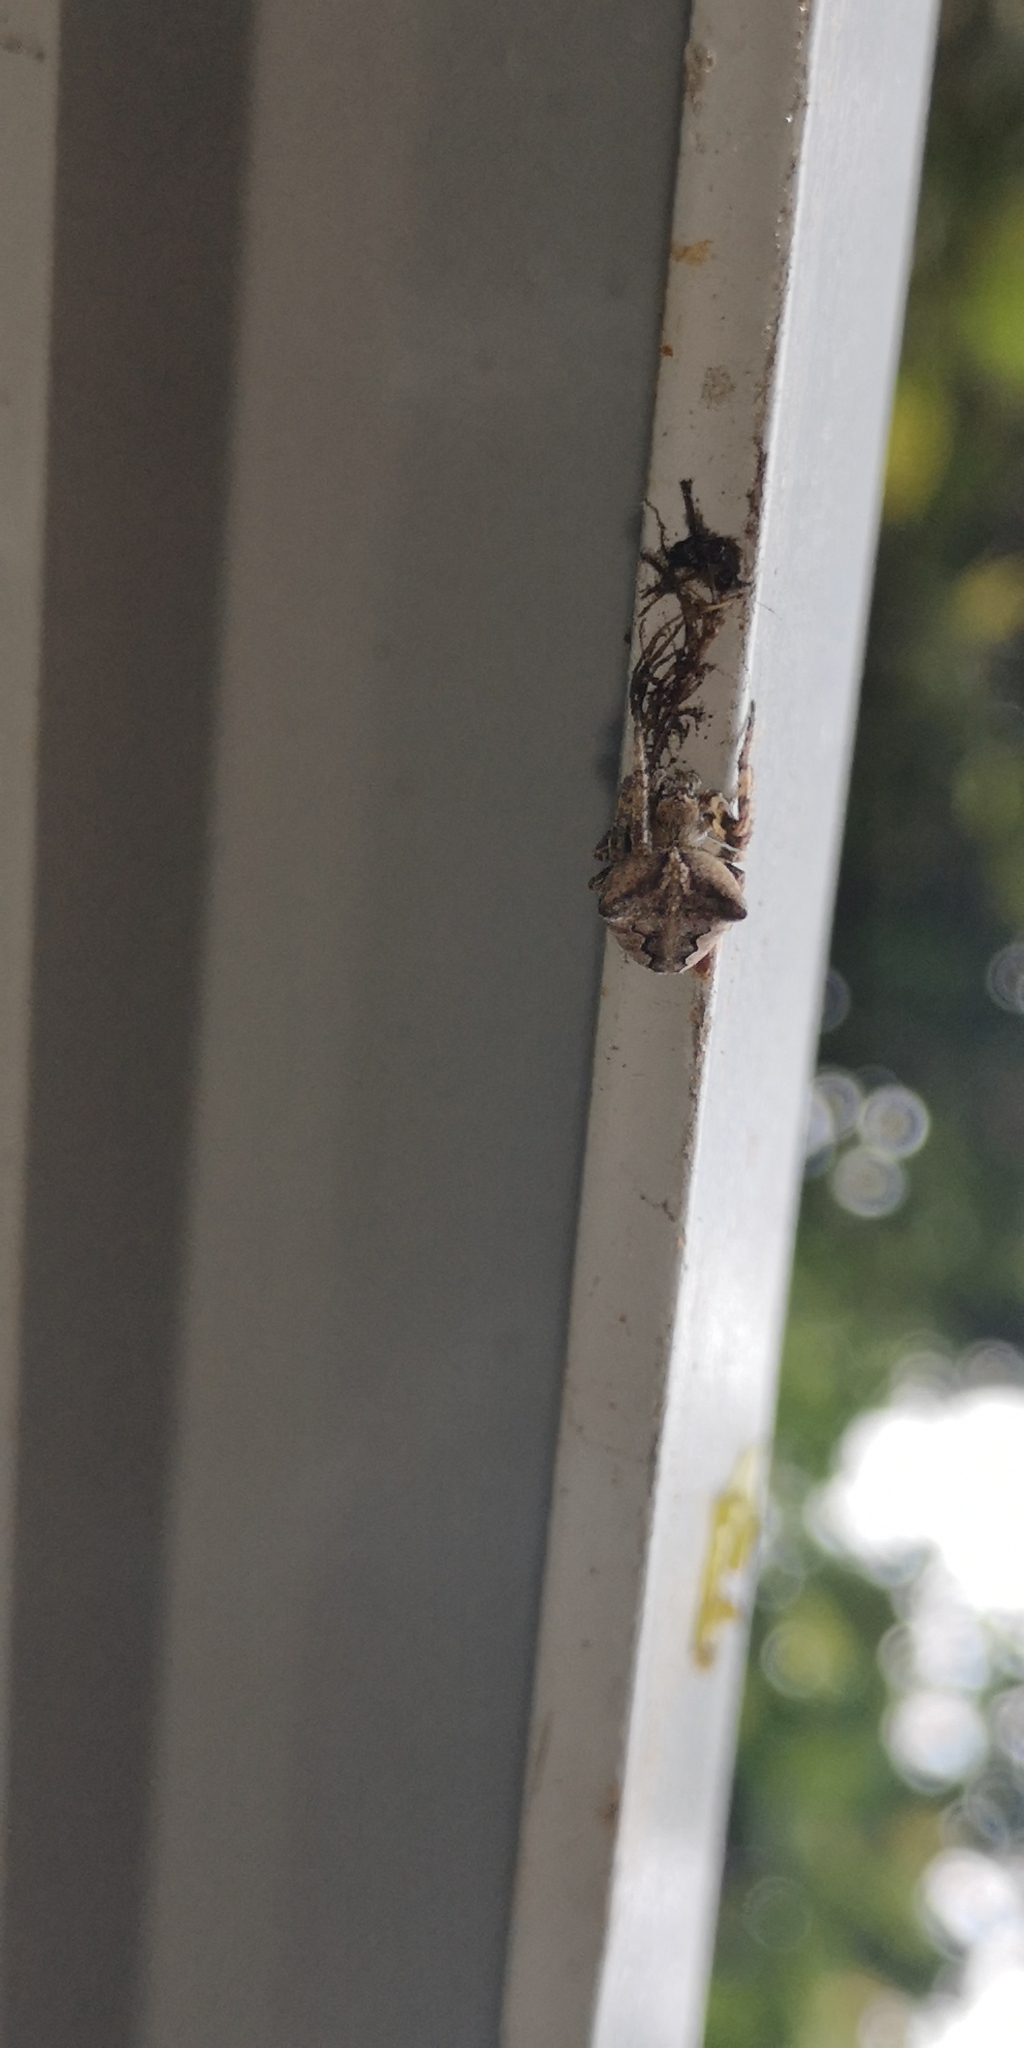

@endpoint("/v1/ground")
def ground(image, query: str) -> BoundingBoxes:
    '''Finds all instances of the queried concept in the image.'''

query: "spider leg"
[641,600,714,682]
[725,704,755,854]
[635,582,678,631]
[638,721,658,850]
[637,610,687,673]
[699,588,744,620]
[642,499,671,556]
[691,948,718,980]
[680,477,705,539]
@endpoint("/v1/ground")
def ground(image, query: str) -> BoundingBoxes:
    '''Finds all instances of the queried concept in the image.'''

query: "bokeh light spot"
[883,1691,987,1789]
[831,1148,908,1218]
[949,557,1024,646]
[859,1086,931,1160]
[742,1876,812,1952]
[958,194,1024,397]
[817,1069,864,1140]
[919,1849,1022,1950]
[812,1387,1024,1612]
[985,942,1024,1013]
[761,1597,863,1702]
[822,966,852,1032]
[883,374,954,522]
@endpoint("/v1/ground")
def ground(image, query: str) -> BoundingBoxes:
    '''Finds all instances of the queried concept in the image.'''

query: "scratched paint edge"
[500,0,940,2042]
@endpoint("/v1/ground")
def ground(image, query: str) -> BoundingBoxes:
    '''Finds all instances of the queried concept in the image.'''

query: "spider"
[590,709,753,975]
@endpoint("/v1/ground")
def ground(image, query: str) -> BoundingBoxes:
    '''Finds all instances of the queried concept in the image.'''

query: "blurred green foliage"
[706,2,1024,2042]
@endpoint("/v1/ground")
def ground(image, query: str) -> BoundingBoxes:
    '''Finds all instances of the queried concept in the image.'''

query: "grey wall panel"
[1,9,253,2046]
[0,0,60,2011]
[0,2,693,2045]
[144,5,692,2037]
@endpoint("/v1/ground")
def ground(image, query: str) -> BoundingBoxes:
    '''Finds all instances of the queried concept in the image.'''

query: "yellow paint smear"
[692,1447,761,1669]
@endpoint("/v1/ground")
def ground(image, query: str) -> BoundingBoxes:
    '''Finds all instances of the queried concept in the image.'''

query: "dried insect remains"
[591,480,753,976]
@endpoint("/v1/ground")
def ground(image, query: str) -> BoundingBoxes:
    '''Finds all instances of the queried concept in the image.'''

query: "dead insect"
[591,709,753,975]
[640,478,744,611]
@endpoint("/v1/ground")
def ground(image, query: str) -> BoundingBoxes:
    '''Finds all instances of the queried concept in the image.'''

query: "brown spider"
[591,709,754,975]
[592,478,751,973]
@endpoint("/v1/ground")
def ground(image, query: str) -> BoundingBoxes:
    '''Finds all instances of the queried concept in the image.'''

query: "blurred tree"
[707,3,1024,2041]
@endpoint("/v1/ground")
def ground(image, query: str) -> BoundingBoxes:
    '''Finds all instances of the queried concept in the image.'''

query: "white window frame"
[501,4,940,2042]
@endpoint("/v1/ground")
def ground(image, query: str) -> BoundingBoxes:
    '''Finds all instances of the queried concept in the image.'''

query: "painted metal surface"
[0,2,939,2040]
[138,5,694,2046]
[0,0,59,1908]
[501,2,940,2044]
[0,4,697,2040]
[1,13,254,2045]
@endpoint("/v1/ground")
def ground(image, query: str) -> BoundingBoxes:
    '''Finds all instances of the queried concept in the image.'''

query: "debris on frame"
[590,480,753,976]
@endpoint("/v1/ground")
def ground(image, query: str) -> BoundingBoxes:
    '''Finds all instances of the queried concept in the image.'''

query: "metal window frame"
[0,3,940,2043]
